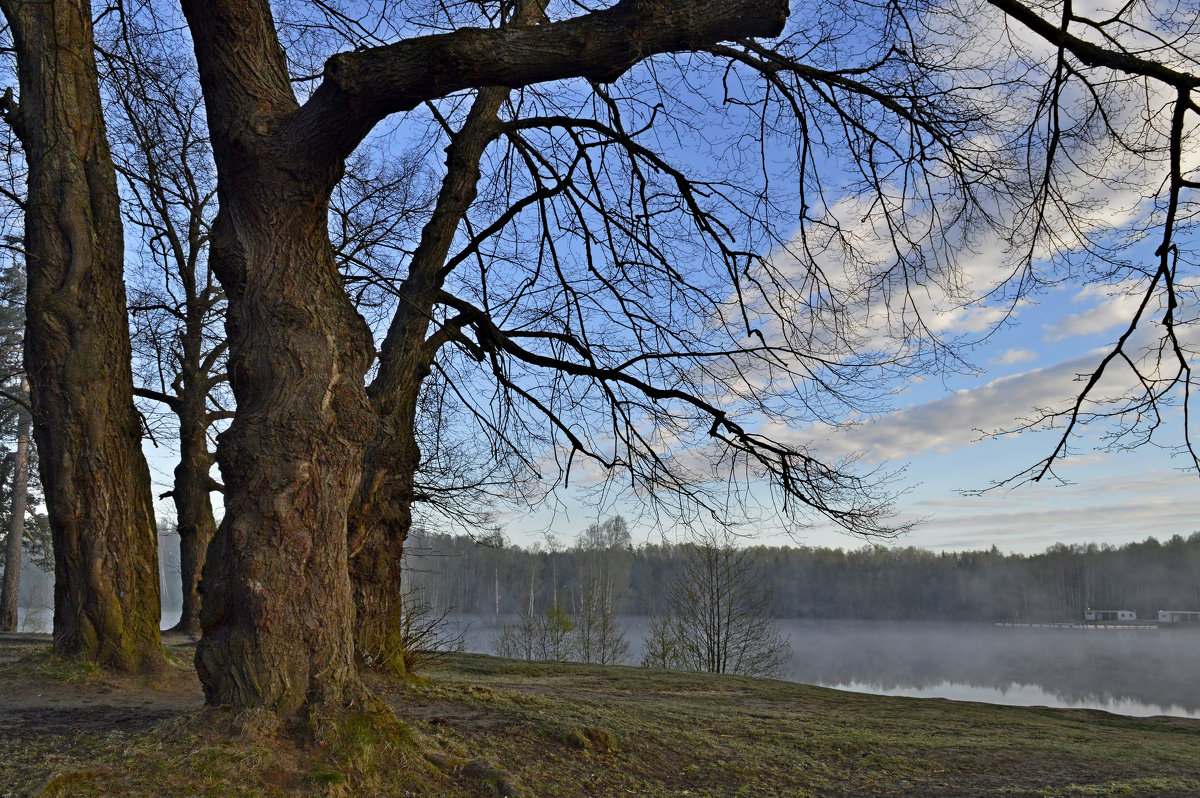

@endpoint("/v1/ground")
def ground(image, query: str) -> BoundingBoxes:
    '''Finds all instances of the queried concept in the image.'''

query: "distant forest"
[403,523,1200,623]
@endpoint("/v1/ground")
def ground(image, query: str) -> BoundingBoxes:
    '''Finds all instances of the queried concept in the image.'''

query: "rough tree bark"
[192,171,374,714]
[0,0,164,671]
[182,0,376,715]
[0,385,29,631]
[180,0,787,716]
[350,85,511,674]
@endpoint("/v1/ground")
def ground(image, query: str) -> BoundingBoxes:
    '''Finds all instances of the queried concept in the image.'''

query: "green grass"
[2,646,1199,796]
[0,646,107,683]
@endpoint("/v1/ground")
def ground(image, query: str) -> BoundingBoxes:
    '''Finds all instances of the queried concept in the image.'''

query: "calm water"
[451,616,1200,720]
[780,620,1200,719]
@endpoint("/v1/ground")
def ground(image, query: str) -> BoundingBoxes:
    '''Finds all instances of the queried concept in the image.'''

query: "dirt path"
[0,635,204,738]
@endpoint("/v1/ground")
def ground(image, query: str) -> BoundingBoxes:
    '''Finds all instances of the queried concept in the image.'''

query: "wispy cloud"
[902,469,1200,552]
[1043,290,1143,341]
[990,348,1037,366]
[781,354,1099,463]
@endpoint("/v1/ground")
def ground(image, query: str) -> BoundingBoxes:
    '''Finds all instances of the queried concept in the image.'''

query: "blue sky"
[832,283,1199,555]
[140,147,1197,559]
[485,273,1200,555]
[482,3,1200,555]
[139,0,1198,558]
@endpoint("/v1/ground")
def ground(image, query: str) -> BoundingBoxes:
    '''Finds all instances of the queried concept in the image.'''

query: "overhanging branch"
[288,0,789,165]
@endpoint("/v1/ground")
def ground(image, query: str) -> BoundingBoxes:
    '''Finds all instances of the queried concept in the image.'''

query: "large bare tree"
[103,5,436,640]
[1,0,1191,723]
[0,0,163,672]
[179,0,1200,719]
[177,0,795,716]
[101,11,226,637]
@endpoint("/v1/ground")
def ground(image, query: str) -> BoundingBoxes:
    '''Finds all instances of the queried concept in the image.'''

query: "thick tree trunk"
[0,394,30,631]
[0,0,164,671]
[192,159,376,714]
[180,0,788,716]
[169,386,217,636]
[180,0,378,716]
[349,404,418,675]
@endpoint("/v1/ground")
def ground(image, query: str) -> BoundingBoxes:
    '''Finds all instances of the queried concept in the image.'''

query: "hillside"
[2,638,1198,797]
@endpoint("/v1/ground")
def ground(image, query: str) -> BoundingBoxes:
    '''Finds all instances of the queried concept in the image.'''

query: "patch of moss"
[306,766,347,786]
[428,753,521,797]
[38,768,112,796]
[549,724,618,753]
[581,726,617,752]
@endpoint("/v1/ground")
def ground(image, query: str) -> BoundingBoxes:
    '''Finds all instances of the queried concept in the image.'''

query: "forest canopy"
[405,527,1200,624]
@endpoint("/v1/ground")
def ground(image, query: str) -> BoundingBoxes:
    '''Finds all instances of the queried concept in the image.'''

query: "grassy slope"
[2,644,1199,797]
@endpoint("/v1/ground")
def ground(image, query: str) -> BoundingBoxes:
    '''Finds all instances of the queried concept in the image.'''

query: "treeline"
[404,523,1200,623]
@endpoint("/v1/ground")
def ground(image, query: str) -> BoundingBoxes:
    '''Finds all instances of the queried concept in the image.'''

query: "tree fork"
[181,0,790,716]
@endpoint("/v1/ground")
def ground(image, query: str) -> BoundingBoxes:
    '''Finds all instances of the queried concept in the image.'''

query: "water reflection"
[457,616,1200,719]
[831,679,1200,718]
[782,620,1200,719]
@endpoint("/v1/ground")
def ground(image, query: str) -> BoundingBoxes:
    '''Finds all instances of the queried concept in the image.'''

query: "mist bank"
[449,616,1200,718]
[405,527,1200,623]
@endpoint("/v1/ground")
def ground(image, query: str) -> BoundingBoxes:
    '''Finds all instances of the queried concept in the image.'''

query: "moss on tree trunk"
[0,0,165,673]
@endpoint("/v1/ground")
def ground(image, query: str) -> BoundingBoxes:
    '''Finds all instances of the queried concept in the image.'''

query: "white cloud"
[780,294,1200,466]
[784,354,1098,462]
[1043,292,1143,341]
[929,304,1011,335]
[1050,452,1111,469]
[990,349,1037,365]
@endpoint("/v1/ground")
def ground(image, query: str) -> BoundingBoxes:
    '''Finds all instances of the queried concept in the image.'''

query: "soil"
[0,633,203,736]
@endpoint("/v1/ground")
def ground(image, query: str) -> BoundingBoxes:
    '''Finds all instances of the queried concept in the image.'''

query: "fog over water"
[14,608,1197,720]
[449,616,1200,720]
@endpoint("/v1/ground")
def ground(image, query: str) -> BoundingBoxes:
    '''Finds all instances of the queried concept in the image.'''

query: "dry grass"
[1,644,1198,797]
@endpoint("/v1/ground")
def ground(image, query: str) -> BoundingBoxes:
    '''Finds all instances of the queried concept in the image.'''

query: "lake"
[450,616,1200,720]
